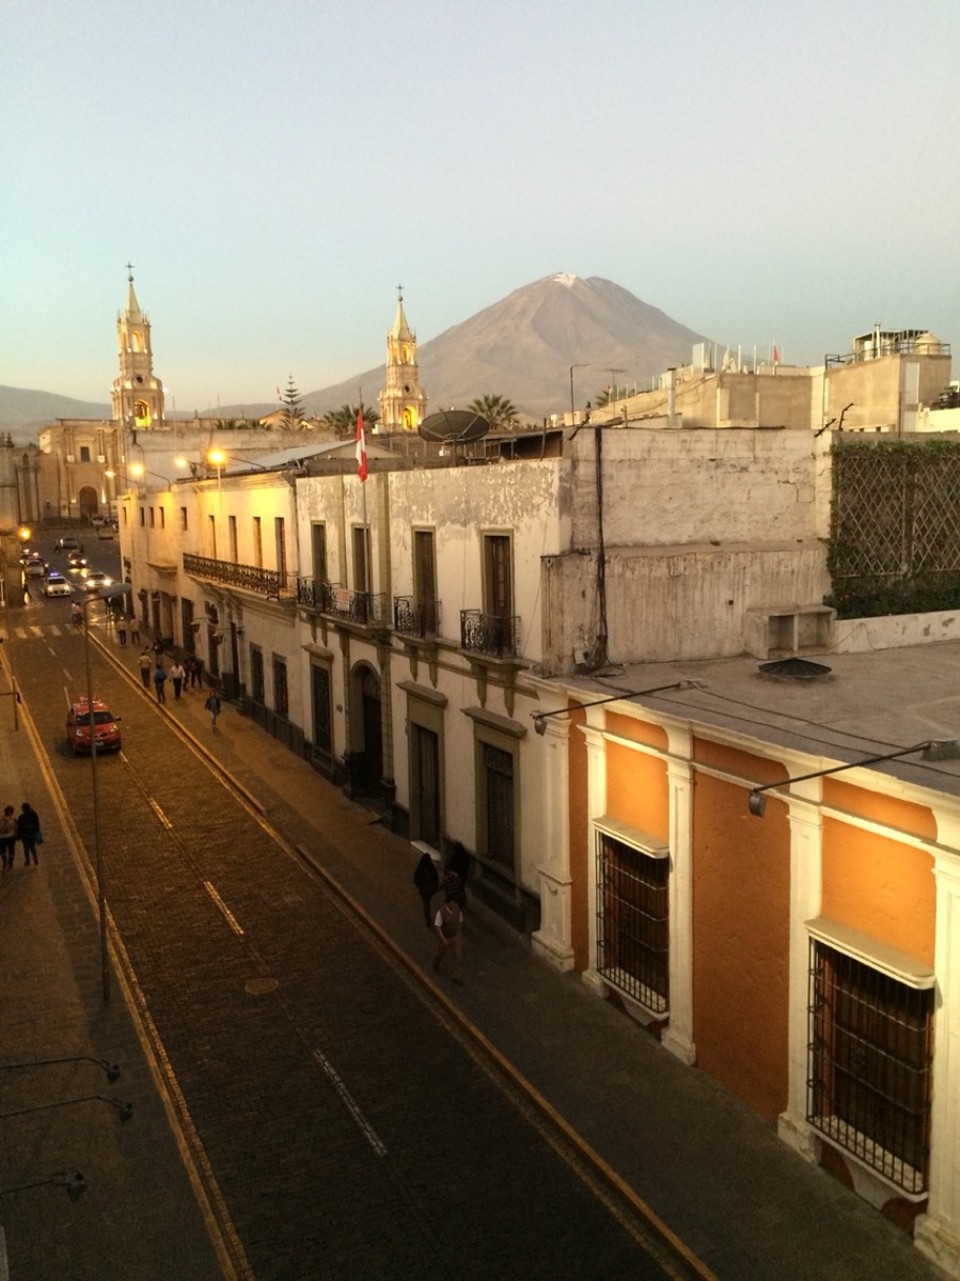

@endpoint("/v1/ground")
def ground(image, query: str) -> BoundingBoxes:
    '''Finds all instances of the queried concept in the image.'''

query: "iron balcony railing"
[183,553,292,597]
[393,596,442,639]
[460,609,521,659]
[297,579,389,627]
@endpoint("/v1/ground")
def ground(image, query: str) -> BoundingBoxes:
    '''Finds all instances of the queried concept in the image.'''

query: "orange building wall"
[693,773,790,1123]
[606,739,669,843]
[821,816,935,968]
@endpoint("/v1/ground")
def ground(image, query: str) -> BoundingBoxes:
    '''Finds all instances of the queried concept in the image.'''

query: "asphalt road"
[5,606,693,1281]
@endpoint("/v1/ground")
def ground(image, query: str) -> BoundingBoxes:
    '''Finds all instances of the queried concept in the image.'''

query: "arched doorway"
[77,485,98,519]
[349,663,383,796]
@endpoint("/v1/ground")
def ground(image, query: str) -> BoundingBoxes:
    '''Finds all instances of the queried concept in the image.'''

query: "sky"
[2,0,958,414]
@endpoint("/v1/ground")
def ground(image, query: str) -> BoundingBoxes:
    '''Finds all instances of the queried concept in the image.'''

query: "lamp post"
[531,680,702,736]
[569,363,587,426]
[78,583,131,1002]
[746,739,960,816]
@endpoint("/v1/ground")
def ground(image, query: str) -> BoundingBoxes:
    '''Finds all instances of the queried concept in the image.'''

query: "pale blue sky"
[2,0,958,413]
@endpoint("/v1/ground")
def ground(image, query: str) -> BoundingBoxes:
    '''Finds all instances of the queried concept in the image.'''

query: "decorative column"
[777,787,823,1162]
[916,828,960,1278]
[532,715,575,971]
[662,741,695,1065]
[580,724,608,997]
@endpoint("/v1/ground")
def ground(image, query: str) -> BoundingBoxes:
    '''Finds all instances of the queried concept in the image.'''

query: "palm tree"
[467,394,519,431]
[321,402,380,441]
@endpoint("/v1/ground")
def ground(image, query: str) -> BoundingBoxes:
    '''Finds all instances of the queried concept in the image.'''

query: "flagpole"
[357,390,369,590]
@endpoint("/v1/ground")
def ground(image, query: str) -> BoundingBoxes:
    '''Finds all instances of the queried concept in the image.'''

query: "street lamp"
[531,680,702,735]
[746,740,960,816]
[205,449,269,476]
[127,462,172,490]
[569,363,588,425]
[78,582,131,1002]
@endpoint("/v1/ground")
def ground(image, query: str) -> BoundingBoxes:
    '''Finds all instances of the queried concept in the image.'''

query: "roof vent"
[758,657,833,681]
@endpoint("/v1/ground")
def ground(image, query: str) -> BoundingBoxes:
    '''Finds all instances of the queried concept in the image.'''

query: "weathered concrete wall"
[567,426,822,551]
[542,541,830,671]
[834,609,960,652]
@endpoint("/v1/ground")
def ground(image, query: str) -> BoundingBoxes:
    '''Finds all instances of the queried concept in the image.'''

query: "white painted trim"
[806,916,934,988]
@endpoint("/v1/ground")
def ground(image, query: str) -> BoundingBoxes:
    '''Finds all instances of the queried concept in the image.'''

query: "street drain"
[245,977,280,996]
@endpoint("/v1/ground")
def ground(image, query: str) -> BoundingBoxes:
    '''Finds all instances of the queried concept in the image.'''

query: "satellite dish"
[418,409,489,443]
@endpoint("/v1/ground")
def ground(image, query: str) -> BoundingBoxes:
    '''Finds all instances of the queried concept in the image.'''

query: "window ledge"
[594,816,669,858]
[806,917,934,989]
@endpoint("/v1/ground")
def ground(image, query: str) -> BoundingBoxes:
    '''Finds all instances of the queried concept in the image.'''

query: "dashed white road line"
[203,881,245,936]
[312,1049,387,1157]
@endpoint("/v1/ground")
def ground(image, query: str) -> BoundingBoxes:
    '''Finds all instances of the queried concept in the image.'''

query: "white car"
[83,569,113,592]
[43,573,72,597]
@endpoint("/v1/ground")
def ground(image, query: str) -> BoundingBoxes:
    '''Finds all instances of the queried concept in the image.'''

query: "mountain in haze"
[295,274,707,421]
[0,386,110,440]
[0,275,707,433]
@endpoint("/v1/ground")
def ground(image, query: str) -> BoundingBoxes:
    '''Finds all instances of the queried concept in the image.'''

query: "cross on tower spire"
[125,261,135,282]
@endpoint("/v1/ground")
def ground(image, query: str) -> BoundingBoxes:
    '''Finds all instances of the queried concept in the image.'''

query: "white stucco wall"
[567,426,823,551]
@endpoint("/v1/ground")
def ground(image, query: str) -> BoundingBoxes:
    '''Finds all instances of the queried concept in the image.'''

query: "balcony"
[393,596,442,639]
[460,609,521,659]
[297,579,389,628]
[184,553,292,597]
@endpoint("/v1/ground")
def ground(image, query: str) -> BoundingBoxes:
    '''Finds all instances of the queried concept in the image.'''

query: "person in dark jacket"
[17,803,41,866]
[412,849,441,926]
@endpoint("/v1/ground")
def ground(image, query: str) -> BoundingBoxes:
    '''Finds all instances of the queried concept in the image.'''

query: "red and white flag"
[355,406,367,482]
[772,345,780,366]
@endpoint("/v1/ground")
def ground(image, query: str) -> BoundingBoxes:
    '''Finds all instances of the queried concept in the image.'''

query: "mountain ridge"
[0,275,707,434]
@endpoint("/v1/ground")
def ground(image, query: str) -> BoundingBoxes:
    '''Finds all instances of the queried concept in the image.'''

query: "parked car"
[67,551,88,570]
[43,572,72,598]
[82,569,113,592]
[66,697,122,755]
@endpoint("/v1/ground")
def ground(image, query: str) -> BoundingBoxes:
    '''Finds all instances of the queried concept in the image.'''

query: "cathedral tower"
[111,267,165,429]
[377,288,427,432]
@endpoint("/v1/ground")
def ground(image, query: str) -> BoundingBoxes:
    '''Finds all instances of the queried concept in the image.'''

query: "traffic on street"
[2,558,699,1281]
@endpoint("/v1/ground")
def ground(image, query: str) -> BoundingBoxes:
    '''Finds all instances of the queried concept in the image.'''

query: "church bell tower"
[378,287,427,433]
[111,266,164,429]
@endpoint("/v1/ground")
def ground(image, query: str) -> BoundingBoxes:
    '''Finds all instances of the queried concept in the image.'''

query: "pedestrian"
[446,845,472,904]
[432,875,464,984]
[16,803,41,867]
[152,638,164,660]
[130,619,140,645]
[189,655,203,689]
[138,648,152,688]
[153,662,168,704]
[117,618,127,646]
[0,805,16,870]
[442,868,467,909]
[412,847,442,926]
[169,660,185,700]
[204,690,221,730]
